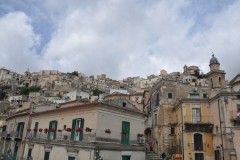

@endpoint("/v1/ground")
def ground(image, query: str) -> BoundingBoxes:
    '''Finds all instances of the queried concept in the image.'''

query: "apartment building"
[23,102,145,160]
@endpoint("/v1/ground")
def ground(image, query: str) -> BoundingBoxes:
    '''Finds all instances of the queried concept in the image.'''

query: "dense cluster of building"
[0,54,239,160]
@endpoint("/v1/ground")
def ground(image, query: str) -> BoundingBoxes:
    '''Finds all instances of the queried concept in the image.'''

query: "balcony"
[190,143,206,151]
[184,115,214,133]
[26,130,143,146]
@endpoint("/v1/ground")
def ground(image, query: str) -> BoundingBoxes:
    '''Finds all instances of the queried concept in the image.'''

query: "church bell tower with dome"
[207,54,226,89]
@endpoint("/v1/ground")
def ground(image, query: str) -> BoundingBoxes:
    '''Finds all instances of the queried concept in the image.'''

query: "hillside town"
[0,54,239,160]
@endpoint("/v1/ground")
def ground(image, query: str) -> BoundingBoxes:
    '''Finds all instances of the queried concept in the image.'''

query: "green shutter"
[122,155,131,160]
[70,119,76,140]
[121,121,130,144]
[79,118,84,141]
[27,149,32,159]
[16,123,20,137]
[68,156,75,160]
[12,142,18,160]
[20,122,25,137]
[34,122,39,138]
[16,123,20,132]
[48,121,52,140]
[44,151,50,160]
[54,121,58,140]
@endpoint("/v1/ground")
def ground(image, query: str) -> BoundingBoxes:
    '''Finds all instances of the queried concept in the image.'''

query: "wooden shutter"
[70,119,76,140]
[121,121,130,144]
[54,121,58,139]
[48,121,52,140]
[79,118,84,141]
[34,122,39,138]
[20,122,25,137]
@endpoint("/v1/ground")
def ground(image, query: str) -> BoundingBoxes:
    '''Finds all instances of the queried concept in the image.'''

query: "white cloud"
[1,1,240,80]
[0,12,44,73]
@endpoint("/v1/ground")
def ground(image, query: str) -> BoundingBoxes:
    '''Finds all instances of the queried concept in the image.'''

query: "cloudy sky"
[0,0,239,80]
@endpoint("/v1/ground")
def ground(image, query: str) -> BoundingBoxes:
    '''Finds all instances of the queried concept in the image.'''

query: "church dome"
[210,54,219,65]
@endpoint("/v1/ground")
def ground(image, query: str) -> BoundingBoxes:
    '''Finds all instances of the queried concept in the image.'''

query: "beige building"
[23,102,145,160]
[0,108,31,160]
[144,54,239,160]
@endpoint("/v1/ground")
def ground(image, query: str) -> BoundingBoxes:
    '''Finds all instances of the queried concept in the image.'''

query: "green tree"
[93,89,104,96]
[18,86,41,95]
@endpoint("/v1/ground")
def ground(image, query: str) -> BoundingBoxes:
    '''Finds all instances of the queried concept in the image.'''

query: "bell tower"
[207,54,226,89]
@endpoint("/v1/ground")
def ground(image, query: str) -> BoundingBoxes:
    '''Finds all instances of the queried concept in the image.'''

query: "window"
[121,121,130,144]
[211,78,213,88]
[16,122,25,138]
[44,151,50,160]
[190,93,199,99]
[155,114,157,125]
[48,120,58,140]
[194,133,203,151]
[122,155,131,160]
[237,104,240,112]
[170,127,175,135]
[27,148,32,159]
[168,93,172,99]
[13,142,18,160]
[123,102,126,107]
[203,93,208,98]
[215,149,221,160]
[33,122,39,138]
[68,156,76,160]
[195,153,204,160]
[71,118,84,141]
[155,93,159,106]
[192,108,201,123]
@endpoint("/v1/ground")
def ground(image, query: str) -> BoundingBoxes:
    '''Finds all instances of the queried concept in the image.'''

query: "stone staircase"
[146,151,162,160]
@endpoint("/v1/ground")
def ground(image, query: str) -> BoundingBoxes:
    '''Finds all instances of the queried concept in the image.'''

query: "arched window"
[194,133,203,151]
[211,78,213,88]
[219,77,222,86]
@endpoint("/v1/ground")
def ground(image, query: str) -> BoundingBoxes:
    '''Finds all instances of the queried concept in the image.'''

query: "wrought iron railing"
[26,130,143,145]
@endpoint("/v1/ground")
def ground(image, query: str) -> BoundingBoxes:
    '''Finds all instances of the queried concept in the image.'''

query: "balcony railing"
[26,130,143,145]
[190,143,206,151]
[0,131,24,139]
[184,116,213,133]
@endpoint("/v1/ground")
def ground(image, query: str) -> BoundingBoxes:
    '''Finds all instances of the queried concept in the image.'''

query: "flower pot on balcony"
[39,128,43,132]
[44,128,48,133]
[105,129,111,134]
[85,127,92,132]
[137,133,143,137]
[76,128,82,132]
[33,129,38,132]
[58,129,62,132]
[66,128,71,132]
[27,129,31,132]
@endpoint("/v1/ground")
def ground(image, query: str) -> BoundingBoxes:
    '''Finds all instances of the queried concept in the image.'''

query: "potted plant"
[76,128,82,132]
[58,129,62,132]
[66,128,71,132]
[105,129,111,134]
[50,128,55,132]
[27,129,31,132]
[85,127,92,132]
[137,133,143,137]
[39,128,43,132]
[44,128,48,133]
[34,128,38,132]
